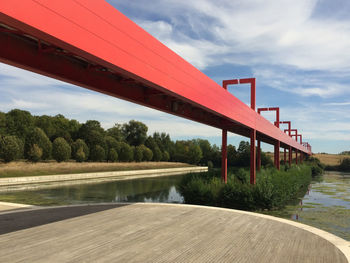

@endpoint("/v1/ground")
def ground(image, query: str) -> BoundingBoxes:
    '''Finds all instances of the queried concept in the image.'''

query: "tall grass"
[179,162,321,211]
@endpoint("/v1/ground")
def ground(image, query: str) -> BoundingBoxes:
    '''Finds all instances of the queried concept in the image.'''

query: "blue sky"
[1,0,350,153]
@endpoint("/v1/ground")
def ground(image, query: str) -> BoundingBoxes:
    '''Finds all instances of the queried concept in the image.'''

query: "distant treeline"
[0,109,273,167]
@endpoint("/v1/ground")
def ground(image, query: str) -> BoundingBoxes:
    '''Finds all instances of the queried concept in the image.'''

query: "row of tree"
[0,109,272,167]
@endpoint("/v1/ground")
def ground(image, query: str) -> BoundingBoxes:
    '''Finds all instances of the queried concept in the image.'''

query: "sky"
[1,0,350,153]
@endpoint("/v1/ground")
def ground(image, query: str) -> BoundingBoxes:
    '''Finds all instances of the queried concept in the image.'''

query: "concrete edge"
[0,166,208,186]
[0,202,348,261]
[0,201,38,208]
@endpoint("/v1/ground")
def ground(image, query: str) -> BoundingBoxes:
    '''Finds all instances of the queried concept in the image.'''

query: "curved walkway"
[0,203,348,262]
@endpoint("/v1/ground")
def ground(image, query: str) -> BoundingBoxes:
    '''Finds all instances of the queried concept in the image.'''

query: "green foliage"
[227,144,237,166]
[25,127,52,160]
[207,161,214,170]
[78,120,105,150]
[173,140,202,164]
[106,124,124,142]
[140,145,153,161]
[108,148,118,162]
[72,139,89,161]
[52,137,71,162]
[188,144,202,164]
[90,145,106,162]
[122,120,148,146]
[27,144,42,162]
[152,146,162,162]
[5,109,34,139]
[162,151,170,162]
[179,164,318,211]
[0,111,6,135]
[118,142,133,162]
[134,145,143,162]
[75,147,86,163]
[0,135,20,162]
[339,158,350,172]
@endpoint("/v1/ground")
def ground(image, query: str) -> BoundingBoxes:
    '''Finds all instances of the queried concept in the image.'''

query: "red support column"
[274,141,280,170]
[300,152,303,164]
[221,79,239,184]
[284,148,287,165]
[221,129,227,183]
[289,146,292,166]
[250,129,256,185]
[257,137,261,171]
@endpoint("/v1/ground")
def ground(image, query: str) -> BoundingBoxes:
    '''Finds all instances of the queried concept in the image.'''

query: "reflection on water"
[0,175,185,206]
[264,171,350,241]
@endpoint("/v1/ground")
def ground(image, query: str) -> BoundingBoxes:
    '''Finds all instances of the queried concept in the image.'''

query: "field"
[312,154,348,166]
[0,161,193,178]
[266,152,347,166]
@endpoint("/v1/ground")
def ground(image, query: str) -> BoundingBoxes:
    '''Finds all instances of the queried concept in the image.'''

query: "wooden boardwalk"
[0,203,348,262]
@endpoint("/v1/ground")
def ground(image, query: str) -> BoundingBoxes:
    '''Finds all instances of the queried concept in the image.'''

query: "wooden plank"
[0,203,347,262]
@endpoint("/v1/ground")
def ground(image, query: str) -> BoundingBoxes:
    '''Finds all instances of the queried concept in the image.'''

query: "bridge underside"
[0,1,311,184]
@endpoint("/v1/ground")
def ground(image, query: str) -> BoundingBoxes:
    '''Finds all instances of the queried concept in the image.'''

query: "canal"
[0,171,348,241]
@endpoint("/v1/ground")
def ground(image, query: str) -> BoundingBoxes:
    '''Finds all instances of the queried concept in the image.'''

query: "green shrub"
[27,144,43,162]
[0,135,20,162]
[52,137,71,162]
[108,148,118,162]
[72,139,89,161]
[90,145,105,162]
[118,142,133,162]
[179,164,315,211]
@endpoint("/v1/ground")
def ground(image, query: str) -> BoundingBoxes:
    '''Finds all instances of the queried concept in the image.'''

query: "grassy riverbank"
[179,161,323,211]
[0,161,193,178]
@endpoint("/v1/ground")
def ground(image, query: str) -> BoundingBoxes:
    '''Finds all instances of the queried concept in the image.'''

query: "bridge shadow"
[0,203,130,235]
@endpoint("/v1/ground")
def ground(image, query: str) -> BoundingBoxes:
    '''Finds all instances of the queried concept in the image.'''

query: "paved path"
[0,203,348,262]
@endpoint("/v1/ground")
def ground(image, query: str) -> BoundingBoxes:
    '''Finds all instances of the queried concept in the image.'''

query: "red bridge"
[0,0,311,184]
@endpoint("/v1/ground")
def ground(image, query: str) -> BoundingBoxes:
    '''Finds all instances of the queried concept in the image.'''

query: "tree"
[237,141,250,167]
[196,139,212,165]
[187,144,202,164]
[105,136,120,152]
[162,151,170,162]
[107,124,124,142]
[339,158,350,172]
[90,145,105,162]
[108,148,118,162]
[52,137,71,162]
[27,144,42,162]
[0,135,20,162]
[78,120,105,150]
[134,145,143,162]
[25,127,52,160]
[35,115,56,139]
[5,109,34,139]
[122,120,148,146]
[75,147,86,163]
[0,111,6,135]
[140,145,153,161]
[71,139,89,161]
[227,144,237,166]
[118,142,133,162]
[152,146,162,162]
